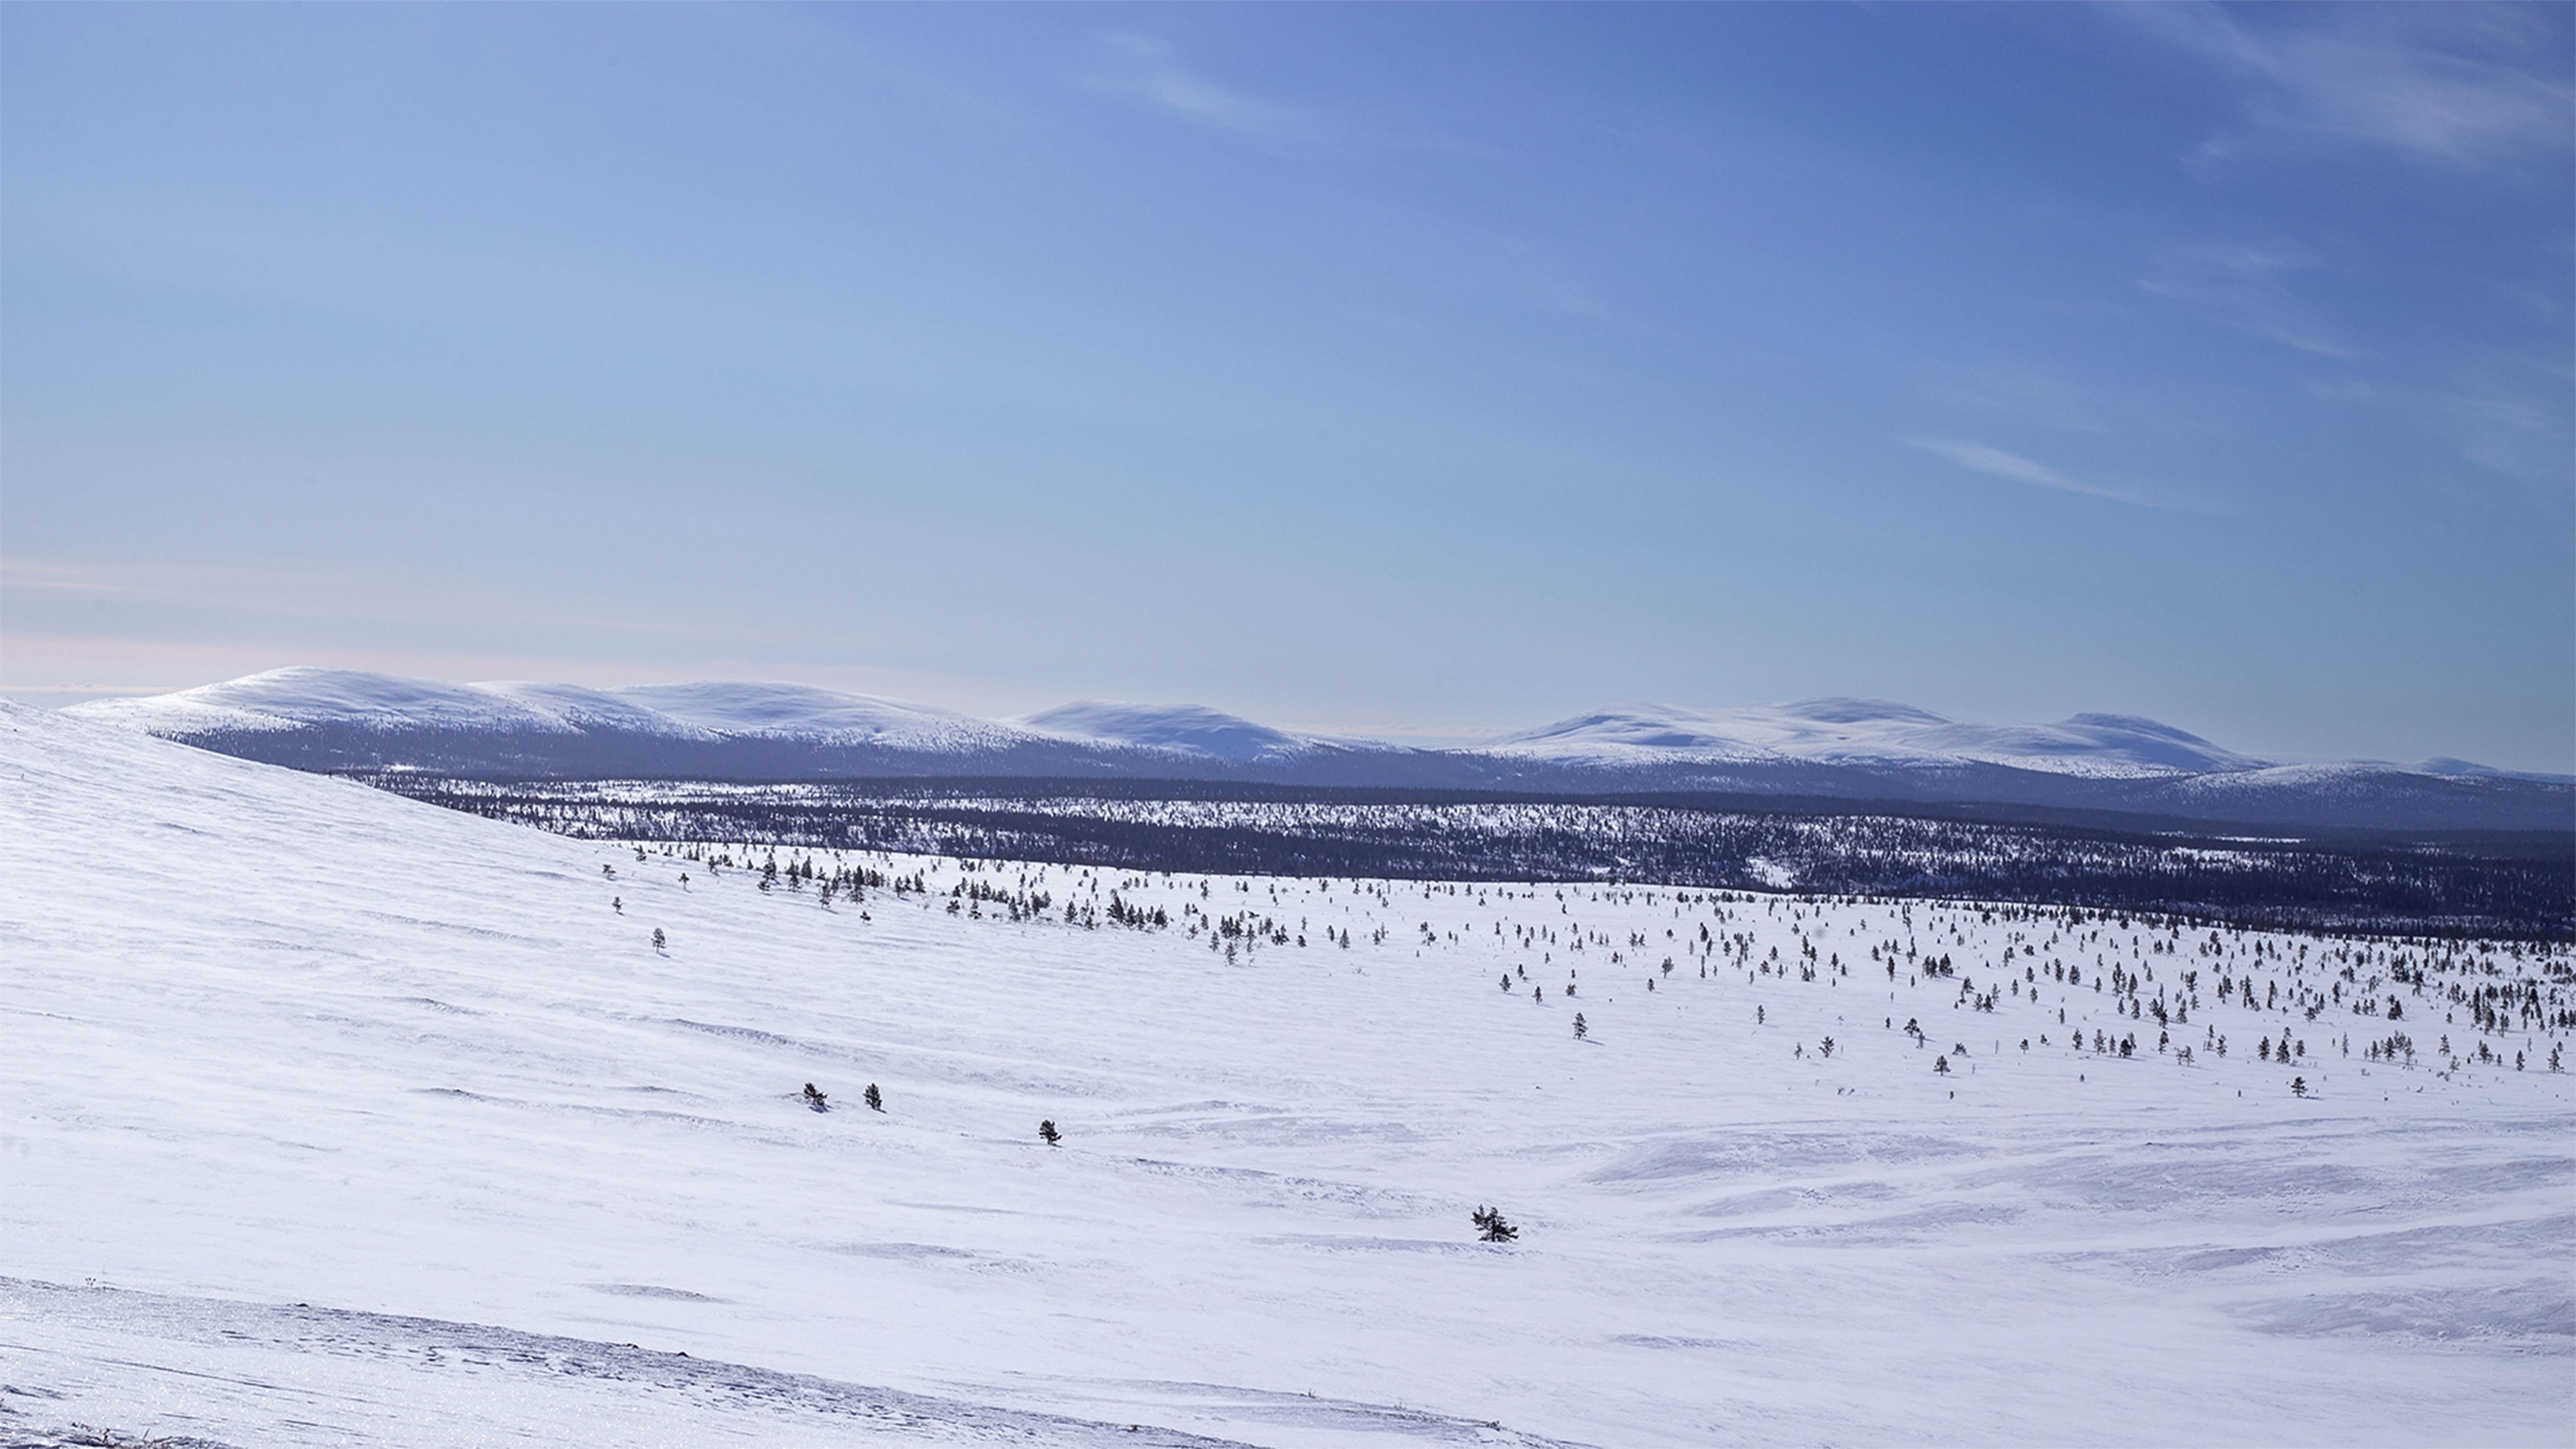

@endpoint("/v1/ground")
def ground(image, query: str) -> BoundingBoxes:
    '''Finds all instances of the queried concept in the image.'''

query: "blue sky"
[4,3,2569,768]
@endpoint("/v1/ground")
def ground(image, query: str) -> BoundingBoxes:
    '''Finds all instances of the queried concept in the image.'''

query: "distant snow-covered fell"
[63,667,2572,831]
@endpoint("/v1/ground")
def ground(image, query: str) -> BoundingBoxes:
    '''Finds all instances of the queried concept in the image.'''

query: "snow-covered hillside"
[618,680,1034,753]
[65,666,705,739]
[1021,701,1357,762]
[1490,699,2266,777]
[61,669,2573,831]
[3,703,2569,1446]
[73,673,2271,777]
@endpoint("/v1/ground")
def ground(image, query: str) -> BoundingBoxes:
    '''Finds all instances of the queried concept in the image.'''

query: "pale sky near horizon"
[3,4,2570,767]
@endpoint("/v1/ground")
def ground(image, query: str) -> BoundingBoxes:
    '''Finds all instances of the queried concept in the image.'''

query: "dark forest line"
[356,774,2573,941]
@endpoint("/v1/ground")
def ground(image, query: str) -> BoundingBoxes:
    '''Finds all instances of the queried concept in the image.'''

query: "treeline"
[359,777,2574,941]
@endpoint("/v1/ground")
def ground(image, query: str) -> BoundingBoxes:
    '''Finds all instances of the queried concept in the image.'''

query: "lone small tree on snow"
[803,1083,829,1111]
[2290,1077,2308,1098]
[863,1083,883,1112]
[1039,1119,1061,1147]
[1573,1012,1588,1041]
[651,928,666,952]
[1471,1205,1518,1242]
[1934,1055,1951,1075]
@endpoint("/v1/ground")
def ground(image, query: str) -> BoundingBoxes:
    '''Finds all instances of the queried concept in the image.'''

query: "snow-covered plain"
[4,703,2570,1447]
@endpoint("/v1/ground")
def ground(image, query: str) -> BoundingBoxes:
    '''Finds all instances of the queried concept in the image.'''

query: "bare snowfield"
[3,702,2569,1447]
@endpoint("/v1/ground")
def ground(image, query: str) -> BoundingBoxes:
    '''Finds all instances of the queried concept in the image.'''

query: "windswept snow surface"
[4,703,2570,1446]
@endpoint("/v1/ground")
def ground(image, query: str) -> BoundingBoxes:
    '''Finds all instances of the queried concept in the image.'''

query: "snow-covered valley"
[3,702,2570,1446]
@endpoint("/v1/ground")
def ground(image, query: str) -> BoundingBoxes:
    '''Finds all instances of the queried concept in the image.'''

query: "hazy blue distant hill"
[67,668,2573,833]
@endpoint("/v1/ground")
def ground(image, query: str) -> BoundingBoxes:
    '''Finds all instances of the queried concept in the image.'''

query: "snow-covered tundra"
[3,702,2568,1446]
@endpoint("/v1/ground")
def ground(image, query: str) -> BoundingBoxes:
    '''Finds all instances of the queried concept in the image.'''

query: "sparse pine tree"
[652,927,666,951]
[1039,1119,1061,1147]
[1573,1012,1588,1040]
[2290,1077,2308,1098]
[863,1083,883,1112]
[1471,1205,1518,1242]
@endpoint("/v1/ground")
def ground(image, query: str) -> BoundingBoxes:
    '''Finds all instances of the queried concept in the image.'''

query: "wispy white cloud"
[2110,2,2574,181]
[2303,360,2574,500]
[1924,370,2104,432]
[2137,244,2357,358]
[1082,33,1477,157]
[1090,33,1292,136]
[1908,438,2215,514]
[2441,360,2575,497]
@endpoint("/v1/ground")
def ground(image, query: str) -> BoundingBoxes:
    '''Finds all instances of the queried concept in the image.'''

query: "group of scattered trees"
[382,774,2576,939]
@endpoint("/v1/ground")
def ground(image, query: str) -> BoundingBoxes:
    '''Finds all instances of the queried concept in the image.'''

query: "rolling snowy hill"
[62,667,2575,831]
[1021,701,1363,763]
[2,701,2569,1446]
[1489,698,2266,777]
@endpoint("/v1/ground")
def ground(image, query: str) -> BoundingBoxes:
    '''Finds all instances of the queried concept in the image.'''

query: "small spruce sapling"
[2290,1077,2308,1098]
[1573,1012,1588,1041]
[863,1083,883,1112]
[651,927,666,952]
[803,1083,829,1111]
[1039,1119,1061,1147]
[1471,1205,1518,1242]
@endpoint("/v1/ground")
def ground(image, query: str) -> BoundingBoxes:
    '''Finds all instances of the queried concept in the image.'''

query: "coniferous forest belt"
[356,774,2573,942]
[353,777,2566,947]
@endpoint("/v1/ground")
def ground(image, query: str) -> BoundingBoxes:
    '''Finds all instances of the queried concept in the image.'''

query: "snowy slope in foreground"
[3,703,2570,1447]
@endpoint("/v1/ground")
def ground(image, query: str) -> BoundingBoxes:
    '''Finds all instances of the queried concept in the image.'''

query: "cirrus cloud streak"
[1908,438,2222,515]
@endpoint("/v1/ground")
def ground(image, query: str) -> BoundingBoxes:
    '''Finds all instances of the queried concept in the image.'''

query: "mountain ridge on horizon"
[58,666,2575,833]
